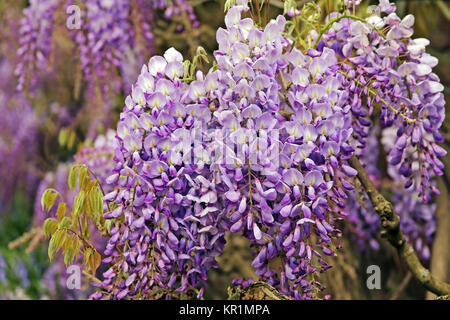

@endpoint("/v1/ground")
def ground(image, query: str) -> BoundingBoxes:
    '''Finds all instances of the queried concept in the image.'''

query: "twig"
[348,155,450,296]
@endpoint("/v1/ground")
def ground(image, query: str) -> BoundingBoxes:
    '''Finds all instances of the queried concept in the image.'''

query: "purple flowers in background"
[15,0,58,92]
[0,58,40,210]
[318,4,446,202]
[314,0,445,261]
[16,0,198,98]
[95,46,230,300]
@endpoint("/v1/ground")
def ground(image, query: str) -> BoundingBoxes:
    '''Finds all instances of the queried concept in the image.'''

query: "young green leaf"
[78,166,89,190]
[97,188,104,215]
[41,188,59,212]
[73,190,86,219]
[43,218,58,237]
[58,128,69,147]
[72,238,81,263]
[64,246,74,266]
[58,216,71,229]
[48,235,56,261]
[56,202,67,221]
[54,230,66,254]
[84,247,93,268]
[104,219,113,234]
[68,165,79,191]
[67,130,77,149]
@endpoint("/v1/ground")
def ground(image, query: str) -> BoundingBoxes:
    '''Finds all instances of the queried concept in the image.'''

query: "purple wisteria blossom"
[314,0,444,259]
[92,3,366,300]
[17,0,198,97]
[83,0,446,300]
[317,1,445,202]
[15,0,58,92]
[0,59,40,210]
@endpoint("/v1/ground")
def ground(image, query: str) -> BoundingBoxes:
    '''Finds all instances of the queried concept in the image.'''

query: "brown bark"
[348,156,450,296]
[228,281,290,300]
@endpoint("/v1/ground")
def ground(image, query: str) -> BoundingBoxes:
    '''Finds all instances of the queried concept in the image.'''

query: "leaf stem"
[337,70,416,124]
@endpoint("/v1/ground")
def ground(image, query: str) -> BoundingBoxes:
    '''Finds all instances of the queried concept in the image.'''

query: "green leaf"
[67,130,77,149]
[41,189,49,211]
[43,218,58,237]
[72,238,81,263]
[64,247,73,267]
[41,188,59,212]
[78,166,89,190]
[62,233,72,252]
[48,193,58,212]
[58,128,69,147]
[90,187,104,218]
[85,189,94,218]
[86,180,98,192]
[92,251,101,274]
[195,46,209,64]
[182,60,191,81]
[87,250,101,275]
[54,230,67,257]
[73,190,86,219]
[84,247,93,267]
[211,61,218,72]
[58,216,71,229]
[68,166,79,191]
[97,188,104,215]
[64,238,80,266]
[48,235,56,261]
[104,219,113,234]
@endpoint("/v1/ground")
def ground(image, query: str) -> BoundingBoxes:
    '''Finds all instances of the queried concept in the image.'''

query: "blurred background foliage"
[0,0,448,300]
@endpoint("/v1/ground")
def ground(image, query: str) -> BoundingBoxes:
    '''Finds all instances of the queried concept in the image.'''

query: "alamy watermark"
[66,5,81,30]
[366,265,381,290]
[66,264,81,290]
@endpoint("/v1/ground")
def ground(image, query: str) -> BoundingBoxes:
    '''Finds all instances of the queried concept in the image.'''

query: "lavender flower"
[15,0,58,92]
[0,59,40,210]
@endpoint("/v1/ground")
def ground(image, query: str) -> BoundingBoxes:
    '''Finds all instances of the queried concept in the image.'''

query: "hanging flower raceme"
[312,0,444,258]
[92,3,357,300]
[15,0,58,92]
[16,0,199,96]
[206,5,364,298]
[65,0,444,300]
[316,1,446,202]
[92,47,230,300]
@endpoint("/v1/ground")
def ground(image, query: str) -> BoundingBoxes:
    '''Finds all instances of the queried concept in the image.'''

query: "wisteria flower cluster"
[22,0,446,301]
[314,1,445,259]
[16,0,198,97]
[81,0,447,300]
